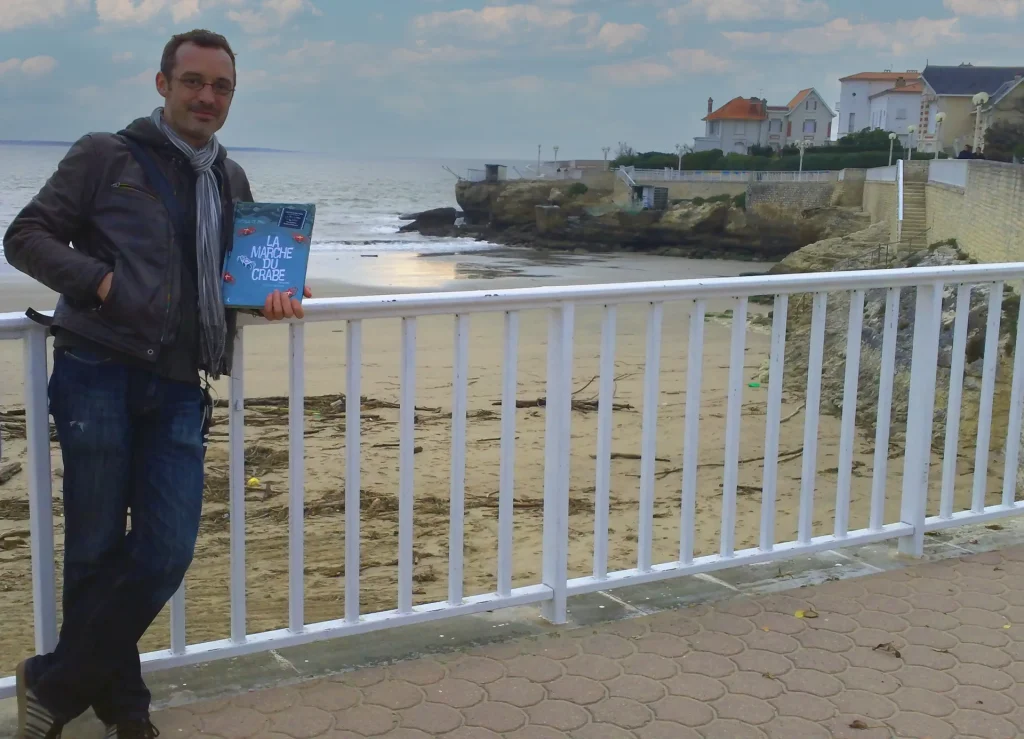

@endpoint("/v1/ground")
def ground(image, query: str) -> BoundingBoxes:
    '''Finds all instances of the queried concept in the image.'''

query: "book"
[222,202,316,309]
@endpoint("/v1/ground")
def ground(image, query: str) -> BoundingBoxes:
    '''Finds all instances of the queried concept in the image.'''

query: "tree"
[983,120,1024,162]
[615,141,635,159]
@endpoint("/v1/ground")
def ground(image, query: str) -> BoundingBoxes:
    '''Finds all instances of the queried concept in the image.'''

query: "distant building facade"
[692,88,834,153]
[838,70,921,139]
[920,64,1024,154]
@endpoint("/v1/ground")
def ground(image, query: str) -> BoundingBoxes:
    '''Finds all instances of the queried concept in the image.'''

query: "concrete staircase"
[900,180,928,248]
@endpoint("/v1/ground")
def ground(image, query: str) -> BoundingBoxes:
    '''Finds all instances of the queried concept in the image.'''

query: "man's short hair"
[161,29,236,81]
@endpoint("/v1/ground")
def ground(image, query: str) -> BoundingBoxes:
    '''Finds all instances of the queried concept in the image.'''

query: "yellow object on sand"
[247,477,261,489]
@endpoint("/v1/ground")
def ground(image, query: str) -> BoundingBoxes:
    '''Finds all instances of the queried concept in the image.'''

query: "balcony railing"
[2,263,1024,695]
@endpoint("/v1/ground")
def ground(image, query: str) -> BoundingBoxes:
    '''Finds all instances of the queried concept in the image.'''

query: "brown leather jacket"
[3,115,253,376]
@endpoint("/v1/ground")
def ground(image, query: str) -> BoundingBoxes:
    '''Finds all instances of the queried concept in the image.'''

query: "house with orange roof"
[692,88,834,153]
[838,70,920,138]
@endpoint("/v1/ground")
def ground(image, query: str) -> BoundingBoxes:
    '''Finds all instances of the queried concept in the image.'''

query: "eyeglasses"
[176,75,235,96]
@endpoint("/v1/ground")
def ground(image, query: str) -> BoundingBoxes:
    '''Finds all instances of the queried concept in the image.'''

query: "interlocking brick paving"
[151,547,1024,738]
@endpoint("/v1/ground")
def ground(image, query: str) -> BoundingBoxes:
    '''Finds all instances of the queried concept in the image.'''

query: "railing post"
[899,282,943,556]
[542,303,574,624]
[24,327,57,654]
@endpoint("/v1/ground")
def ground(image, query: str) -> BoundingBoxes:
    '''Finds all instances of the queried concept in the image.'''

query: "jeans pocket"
[59,346,114,367]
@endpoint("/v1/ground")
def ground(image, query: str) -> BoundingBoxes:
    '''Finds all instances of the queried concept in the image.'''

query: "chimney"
[708,97,713,114]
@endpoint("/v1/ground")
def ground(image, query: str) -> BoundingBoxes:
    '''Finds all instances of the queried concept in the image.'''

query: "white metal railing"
[897,159,905,243]
[867,165,898,182]
[929,159,969,189]
[622,168,834,184]
[2,264,1024,695]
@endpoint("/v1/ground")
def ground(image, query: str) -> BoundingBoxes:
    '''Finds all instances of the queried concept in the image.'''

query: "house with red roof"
[692,88,834,153]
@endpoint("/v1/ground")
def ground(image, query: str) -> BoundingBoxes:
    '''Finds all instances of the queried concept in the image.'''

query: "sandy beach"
[0,247,1007,671]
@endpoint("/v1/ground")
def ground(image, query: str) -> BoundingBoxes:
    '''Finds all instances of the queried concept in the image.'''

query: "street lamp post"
[796,140,810,175]
[553,145,559,164]
[675,143,684,172]
[602,146,610,162]
[972,92,990,152]
[907,125,917,160]
[537,144,541,175]
[888,132,897,166]
[934,112,946,159]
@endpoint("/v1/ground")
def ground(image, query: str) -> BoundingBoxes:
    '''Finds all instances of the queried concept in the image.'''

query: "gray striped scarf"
[151,106,227,377]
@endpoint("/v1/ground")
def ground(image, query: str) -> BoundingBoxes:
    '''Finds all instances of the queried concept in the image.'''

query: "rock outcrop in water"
[426,180,872,261]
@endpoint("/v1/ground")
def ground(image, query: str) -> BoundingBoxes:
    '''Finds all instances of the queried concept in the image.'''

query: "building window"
[896,108,907,120]
[849,112,855,132]
[735,121,746,134]
[803,119,817,134]
[769,119,782,133]
[709,121,720,135]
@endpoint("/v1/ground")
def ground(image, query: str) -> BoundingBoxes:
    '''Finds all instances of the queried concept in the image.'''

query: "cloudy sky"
[0,0,1020,159]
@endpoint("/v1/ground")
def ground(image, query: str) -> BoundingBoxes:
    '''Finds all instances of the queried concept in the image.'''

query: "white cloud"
[944,0,1021,16]
[227,0,321,34]
[723,16,962,55]
[95,0,166,24]
[588,22,648,51]
[119,68,156,85]
[391,44,499,65]
[0,56,59,78]
[113,51,135,63]
[413,4,599,40]
[0,0,89,31]
[592,47,728,86]
[660,0,828,23]
[249,36,282,50]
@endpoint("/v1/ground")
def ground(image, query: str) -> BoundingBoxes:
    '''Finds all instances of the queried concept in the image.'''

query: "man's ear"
[156,72,170,99]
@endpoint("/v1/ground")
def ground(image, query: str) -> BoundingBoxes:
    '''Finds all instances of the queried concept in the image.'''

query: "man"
[958,144,975,159]
[4,29,309,739]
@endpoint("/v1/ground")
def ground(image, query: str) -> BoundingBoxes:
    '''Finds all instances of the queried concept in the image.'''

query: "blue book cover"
[222,202,316,309]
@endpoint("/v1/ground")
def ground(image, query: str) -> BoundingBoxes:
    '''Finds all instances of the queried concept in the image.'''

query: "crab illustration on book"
[223,271,235,284]
[237,226,257,237]
[292,233,307,244]
[236,254,256,270]
[285,286,297,298]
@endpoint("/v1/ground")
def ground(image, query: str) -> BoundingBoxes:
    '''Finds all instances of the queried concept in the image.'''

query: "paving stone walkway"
[151,546,1024,738]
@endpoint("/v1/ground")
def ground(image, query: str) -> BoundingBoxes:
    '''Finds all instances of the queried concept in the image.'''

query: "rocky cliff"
[441,180,872,261]
[768,233,1020,464]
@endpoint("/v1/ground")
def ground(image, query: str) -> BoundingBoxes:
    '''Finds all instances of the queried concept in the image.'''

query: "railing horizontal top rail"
[4,263,1024,335]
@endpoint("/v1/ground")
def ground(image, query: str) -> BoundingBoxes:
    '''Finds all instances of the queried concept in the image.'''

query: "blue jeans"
[26,346,206,724]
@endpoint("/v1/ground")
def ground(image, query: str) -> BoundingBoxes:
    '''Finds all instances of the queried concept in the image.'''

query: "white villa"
[692,89,835,154]
[838,70,921,142]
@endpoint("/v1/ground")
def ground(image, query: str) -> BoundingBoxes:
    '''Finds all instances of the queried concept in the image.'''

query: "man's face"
[156,41,235,147]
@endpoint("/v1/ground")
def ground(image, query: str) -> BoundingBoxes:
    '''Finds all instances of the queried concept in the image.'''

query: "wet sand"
[0,247,1003,671]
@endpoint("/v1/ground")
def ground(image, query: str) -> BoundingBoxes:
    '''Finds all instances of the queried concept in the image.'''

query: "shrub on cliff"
[567,182,589,196]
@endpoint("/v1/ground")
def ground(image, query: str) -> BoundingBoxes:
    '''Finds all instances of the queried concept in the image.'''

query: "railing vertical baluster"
[24,327,57,654]
[497,311,519,597]
[398,317,417,614]
[593,305,616,580]
[899,282,944,556]
[835,289,865,538]
[680,299,705,564]
[972,282,1003,513]
[170,585,185,656]
[1001,281,1024,507]
[760,294,788,552]
[721,297,748,558]
[449,314,470,605]
[288,323,305,632]
[542,304,574,624]
[229,329,246,643]
[799,292,828,544]
[870,288,900,530]
[940,284,971,519]
[638,302,664,571]
[345,320,362,624]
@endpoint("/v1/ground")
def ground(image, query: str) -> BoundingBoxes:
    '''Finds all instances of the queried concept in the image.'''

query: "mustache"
[189,104,217,114]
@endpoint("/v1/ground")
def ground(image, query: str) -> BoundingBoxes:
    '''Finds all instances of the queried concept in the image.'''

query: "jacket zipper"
[111,181,159,201]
